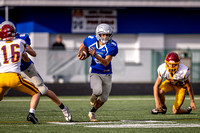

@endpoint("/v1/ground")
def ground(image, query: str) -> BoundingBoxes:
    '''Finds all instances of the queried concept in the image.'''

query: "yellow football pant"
[0,73,39,100]
[159,80,187,110]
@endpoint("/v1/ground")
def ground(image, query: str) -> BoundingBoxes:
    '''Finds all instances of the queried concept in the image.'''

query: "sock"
[90,107,97,113]
[29,108,36,114]
[59,103,65,110]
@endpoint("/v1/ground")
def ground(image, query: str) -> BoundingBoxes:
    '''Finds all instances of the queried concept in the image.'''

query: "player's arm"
[185,79,196,111]
[89,47,112,66]
[153,77,162,109]
[78,43,87,60]
[26,45,37,57]
[22,52,30,62]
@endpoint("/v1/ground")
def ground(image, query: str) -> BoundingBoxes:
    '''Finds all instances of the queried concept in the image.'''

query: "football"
[78,45,90,60]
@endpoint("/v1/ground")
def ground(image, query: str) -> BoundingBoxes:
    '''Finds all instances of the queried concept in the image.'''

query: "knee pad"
[37,84,48,95]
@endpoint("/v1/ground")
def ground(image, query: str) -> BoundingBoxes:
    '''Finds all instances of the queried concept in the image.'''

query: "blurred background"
[1,0,200,95]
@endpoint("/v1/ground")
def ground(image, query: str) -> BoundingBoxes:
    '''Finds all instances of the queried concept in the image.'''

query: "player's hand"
[78,52,87,60]
[190,101,196,111]
[156,104,162,111]
[89,47,97,57]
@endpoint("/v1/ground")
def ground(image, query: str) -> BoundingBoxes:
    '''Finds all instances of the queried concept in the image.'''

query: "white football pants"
[21,63,48,95]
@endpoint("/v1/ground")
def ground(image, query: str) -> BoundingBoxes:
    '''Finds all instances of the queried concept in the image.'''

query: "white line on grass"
[48,120,175,125]
[2,97,200,102]
[85,123,200,128]
[47,121,200,128]
[48,121,120,125]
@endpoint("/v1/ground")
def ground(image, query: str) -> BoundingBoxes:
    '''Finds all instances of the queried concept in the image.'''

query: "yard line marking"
[85,124,200,128]
[48,121,120,125]
[120,120,175,123]
[2,97,200,102]
[47,121,200,128]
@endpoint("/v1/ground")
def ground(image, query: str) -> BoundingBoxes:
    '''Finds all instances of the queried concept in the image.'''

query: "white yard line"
[47,121,200,128]
[2,97,200,102]
[48,121,120,125]
[85,123,200,128]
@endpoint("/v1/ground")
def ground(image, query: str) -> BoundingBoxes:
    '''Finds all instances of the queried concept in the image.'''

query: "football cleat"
[151,106,167,114]
[88,112,98,122]
[90,94,97,106]
[62,106,72,122]
[27,113,40,124]
[186,106,192,114]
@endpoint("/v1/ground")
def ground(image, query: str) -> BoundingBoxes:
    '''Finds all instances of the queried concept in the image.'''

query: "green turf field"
[0,95,200,133]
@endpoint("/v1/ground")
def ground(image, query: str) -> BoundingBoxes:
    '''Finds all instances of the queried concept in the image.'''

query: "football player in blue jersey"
[1,21,72,122]
[78,23,118,122]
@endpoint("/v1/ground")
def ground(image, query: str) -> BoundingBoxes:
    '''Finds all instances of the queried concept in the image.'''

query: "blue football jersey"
[83,35,118,74]
[16,33,33,71]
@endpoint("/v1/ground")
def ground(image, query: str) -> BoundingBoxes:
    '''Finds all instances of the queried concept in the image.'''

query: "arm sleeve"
[107,45,118,56]
[24,34,31,45]
[83,38,88,47]
[184,68,190,80]
[21,40,27,54]
[157,66,163,79]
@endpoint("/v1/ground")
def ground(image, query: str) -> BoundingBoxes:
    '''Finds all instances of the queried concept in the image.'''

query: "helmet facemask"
[98,34,112,44]
[165,60,180,78]
[165,52,180,78]
[96,23,113,44]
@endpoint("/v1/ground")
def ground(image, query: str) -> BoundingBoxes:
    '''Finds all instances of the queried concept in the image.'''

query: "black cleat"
[162,105,167,114]
[186,106,192,114]
[151,105,167,114]
[151,108,162,114]
[27,113,40,124]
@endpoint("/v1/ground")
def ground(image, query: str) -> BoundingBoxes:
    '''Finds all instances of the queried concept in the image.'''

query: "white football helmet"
[96,23,113,44]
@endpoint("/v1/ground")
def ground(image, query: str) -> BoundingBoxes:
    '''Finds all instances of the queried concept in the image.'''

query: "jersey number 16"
[1,44,20,64]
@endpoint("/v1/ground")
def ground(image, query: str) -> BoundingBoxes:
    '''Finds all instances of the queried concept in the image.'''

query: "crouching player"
[151,52,196,114]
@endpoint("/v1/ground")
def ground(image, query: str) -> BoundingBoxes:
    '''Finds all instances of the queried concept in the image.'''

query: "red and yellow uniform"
[0,39,39,100]
[157,63,190,109]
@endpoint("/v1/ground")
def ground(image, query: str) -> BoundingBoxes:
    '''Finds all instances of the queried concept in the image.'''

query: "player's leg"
[88,73,103,122]
[0,73,10,101]
[46,90,72,121]
[0,87,9,101]
[97,74,112,108]
[89,73,102,105]
[172,87,190,114]
[10,73,40,124]
[89,74,113,121]
[27,92,40,124]
[90,94,98,106]
[152,80,173,114]
[21,63,72,121]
